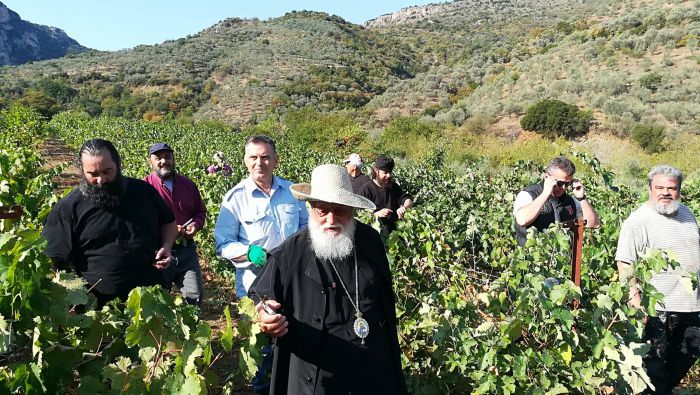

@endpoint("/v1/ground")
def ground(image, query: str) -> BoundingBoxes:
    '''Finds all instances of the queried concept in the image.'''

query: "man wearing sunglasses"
[514,156,600,246]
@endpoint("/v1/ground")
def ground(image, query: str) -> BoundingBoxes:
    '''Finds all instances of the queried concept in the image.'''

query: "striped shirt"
[615,203,700,312]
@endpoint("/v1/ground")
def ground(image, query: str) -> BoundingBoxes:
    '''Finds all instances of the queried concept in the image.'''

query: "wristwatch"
[575,195,586,201]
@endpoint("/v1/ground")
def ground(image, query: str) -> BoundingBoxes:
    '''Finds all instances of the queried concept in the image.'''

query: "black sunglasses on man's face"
[547,173,573,188]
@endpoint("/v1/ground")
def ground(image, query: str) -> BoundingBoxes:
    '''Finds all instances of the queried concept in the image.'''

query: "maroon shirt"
[144,173,207,231]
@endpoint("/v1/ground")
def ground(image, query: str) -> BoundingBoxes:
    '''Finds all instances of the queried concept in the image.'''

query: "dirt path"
[39,137,81,190]
[39,137,255,394]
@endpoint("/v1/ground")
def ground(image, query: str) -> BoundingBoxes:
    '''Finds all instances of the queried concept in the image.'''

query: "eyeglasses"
[310,202,353,217]
[547,173,573,188]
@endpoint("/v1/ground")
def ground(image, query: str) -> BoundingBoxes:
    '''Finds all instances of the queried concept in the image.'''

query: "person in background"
[43,139,177,307]
[358,155,413,234]
[343,153,370,193]
[207,151,233,176]
[214,134,307,393]
[616,165,700,394]
[252,164,407,394]
[145,142,207,306]
[513,156,600,246]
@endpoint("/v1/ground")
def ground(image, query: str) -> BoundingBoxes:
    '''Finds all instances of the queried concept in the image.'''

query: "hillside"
[0,11,422,123]
[1,0,699,142]
[0,1,86,66]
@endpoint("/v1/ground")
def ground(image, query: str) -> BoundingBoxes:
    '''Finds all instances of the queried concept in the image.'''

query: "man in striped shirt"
[616,165,700,394]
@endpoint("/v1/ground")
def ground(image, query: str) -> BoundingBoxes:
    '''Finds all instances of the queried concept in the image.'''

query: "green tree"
[284,108,367,152]
[520,99,592,139]
[631,123,666,153]
[15,90,61,118]
[35,76,77,104]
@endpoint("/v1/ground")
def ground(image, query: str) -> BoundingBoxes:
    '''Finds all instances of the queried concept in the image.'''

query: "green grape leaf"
[220,305,234,352]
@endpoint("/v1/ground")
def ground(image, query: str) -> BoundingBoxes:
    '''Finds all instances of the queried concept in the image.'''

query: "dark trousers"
[643,311,700,394]
[165,243,204,306]
[251,341,273,394]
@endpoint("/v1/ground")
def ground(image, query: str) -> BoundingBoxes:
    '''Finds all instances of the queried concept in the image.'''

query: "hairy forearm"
[160,221,178,250]
[580,199,601,228]
[515,193,549,226]
[617,260,640,300]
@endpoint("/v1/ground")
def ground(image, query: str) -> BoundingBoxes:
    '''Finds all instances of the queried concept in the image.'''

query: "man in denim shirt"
[215,135,308,299]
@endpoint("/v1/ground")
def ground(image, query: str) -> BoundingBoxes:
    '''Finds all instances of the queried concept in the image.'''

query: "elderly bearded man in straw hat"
[250,164,407,394]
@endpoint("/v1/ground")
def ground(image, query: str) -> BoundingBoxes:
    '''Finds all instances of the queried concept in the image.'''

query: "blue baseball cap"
[148,142,173,155]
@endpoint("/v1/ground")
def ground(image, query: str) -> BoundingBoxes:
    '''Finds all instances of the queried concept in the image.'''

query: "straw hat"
[291,164,376,210]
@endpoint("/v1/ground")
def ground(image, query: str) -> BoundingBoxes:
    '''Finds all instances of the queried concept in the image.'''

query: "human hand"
[247,244,268,267]
[571,179,586,199]
[256,300,288,337]
[396,206,407,219]
[375,208,393,218]
[542,173,558,197]
[154,248,172,270]
[184,223,197,237]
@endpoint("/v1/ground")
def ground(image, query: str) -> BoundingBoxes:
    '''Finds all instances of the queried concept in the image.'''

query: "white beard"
[309,217,355,261]
[654,199,680,215]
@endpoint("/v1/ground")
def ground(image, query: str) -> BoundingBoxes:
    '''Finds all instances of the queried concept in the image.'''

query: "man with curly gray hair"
[616,165,700,393]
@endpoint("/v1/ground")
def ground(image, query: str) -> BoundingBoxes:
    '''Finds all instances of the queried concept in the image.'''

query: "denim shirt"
[214,176,308,270]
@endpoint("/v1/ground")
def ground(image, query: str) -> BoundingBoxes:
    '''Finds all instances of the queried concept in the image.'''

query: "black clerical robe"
[250,221,407,394]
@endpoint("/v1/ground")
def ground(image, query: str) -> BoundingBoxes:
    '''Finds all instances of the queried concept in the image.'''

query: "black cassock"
[250,221,407,395]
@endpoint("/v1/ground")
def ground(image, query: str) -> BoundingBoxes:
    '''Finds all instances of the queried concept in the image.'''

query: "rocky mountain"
[0,1,87,66]
[364,0,585,28]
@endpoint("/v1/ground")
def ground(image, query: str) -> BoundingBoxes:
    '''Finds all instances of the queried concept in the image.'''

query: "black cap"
[148,142,173,155]
[374,155,394,172]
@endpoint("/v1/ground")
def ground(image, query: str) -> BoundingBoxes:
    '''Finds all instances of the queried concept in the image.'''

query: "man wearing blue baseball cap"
[145,142,207,307]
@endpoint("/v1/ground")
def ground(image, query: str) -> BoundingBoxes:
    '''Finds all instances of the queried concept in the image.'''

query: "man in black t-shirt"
[358,155,413,233]
[42,139,178,306]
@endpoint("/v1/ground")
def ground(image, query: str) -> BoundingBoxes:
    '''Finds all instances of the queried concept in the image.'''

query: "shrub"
[378,116,439,160]
[284,107,367,152]
[520,99,592,139]
[638,71,663,92]
[14,90,61,118]
[631,123,666,153]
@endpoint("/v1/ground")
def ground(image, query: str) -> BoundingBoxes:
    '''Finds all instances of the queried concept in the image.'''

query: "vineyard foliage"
[0,107,251,394]
[2,108,700,393]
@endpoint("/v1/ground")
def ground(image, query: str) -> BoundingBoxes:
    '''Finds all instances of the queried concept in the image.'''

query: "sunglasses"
[547,173,576,188]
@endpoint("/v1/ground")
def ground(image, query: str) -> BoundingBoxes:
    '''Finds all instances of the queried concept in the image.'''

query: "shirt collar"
[244,175,279,196]
[150,172,179,187]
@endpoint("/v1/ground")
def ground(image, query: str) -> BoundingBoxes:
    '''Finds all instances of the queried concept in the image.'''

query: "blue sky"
[2,1,444,51]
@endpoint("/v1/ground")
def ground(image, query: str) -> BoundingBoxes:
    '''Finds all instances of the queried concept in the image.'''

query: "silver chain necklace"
[327,249,369,344]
